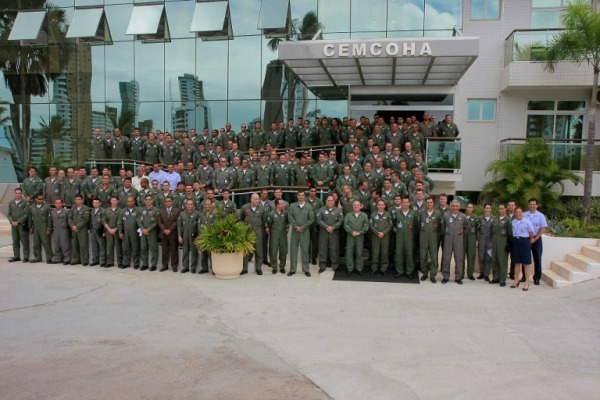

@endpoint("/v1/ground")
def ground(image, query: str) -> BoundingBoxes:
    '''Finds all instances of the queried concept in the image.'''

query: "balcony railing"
[504,29,563,67]
[500,138,600,171]
[425,138,461,172]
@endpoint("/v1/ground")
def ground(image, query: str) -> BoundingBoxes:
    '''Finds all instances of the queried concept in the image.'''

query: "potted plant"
[195,212,256,279]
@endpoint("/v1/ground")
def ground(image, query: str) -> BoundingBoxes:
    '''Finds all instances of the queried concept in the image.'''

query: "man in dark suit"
[158,197,180,272]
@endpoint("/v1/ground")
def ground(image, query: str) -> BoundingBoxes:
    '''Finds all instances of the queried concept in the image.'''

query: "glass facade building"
[0,0,463,180]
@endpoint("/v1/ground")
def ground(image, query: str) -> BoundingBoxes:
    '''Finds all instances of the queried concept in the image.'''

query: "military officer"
[178,199,200,273]
[270,154,294,202]
[95,174,116,208]
[28,194,52,263]
[464,203,479,280]
[67,194,90,266]
[392,197,417,278]
[336,164,358,196]
[491,204,512,286]
[438,114,460,137]
[369,199,393,275]
[311,152,333,189]
[103,196,122,268]
[213,158,234,195]
[240,193,267,275]
[118,196,141,269]
[21,166,44,203]
[266,198,289,274]
[478,203,494,281]
[137,195,159,271]
[235,159,255,207]
[250,121,267,151]
[418,197,441,282]
[143,133,161,164]
[43,165,62,206]
[129,128,145,161]
[92,128,111,160]
[344,200,369,275]
[49,199,71,265]
[316,195,344,273]
[287,191,314,277]
[306,188,324,265]
[158,196,180,272]
[8,188,30,262]
[293,157,311,188]
[254,154,272,188]
[160,133,179,166]
[441,200,467,284]
[110,128,130,161]
[90,198,107,267]
[61,168,85,207]
[197,199,217,274]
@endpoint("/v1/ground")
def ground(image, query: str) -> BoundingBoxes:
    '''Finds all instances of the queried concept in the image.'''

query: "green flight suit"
[336,174,358,195]
[130,137,145,161]
[21,176,43,203]
[178,210,199,272]
[418,209,442,278]
[103,206,122,267]
[392,208,417,275]
[160,143,179,165]
[138,206,159,269]
[288,202,314,273]
[369,211,393,272]
[197,211,217,272]
[90,207,107,265]
[68,205,90,264]
[62,179,85,207]
[464,214,479,278]
[266,209,289,271]
[306,196,323,264]
[254,164,272,187]
[235,168,256,207]
[492,216,512,283]
[143,141,161,164]
[250,130,267,150]
[8,199,30,259]
[118,207,141,268]
[316,206,344,270]
[478,215,494,278]
[310,162,333,188]
[240,204,267,273]
[95,185,116,208]
[441,212,467,280]
[29,203,52,262]
[344,212,369,272]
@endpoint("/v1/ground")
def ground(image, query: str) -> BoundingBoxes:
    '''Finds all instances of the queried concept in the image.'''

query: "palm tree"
[0,1,71,178]
[481,138,582,212]
[543,0,599,222]
[108,109,136,137]
[38,115,67,160]
[265,10,323,123]
[0,100,10,125]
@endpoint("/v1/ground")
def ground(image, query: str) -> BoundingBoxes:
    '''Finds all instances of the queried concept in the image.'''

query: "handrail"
[500,138,600,144]
[504,28,564,41]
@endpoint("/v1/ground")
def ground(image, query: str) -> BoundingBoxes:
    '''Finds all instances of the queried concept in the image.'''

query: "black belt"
[513,236,528,239]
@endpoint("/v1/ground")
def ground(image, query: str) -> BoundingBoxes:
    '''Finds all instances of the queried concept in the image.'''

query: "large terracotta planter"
[211,252,244,279]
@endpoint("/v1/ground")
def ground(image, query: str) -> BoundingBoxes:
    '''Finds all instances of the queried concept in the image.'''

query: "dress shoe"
[371,269,378,275]
[264,260,270,266]
[455,279,463,285]
[381,271,387,277]
[477,275,485,280]
[287,272,294,276]
[70,262,80,265]
[181,268,189,273]
[149,267,156,272]
[442,278,449,284]
[133,265,139,270]
[140,266,148,271]
[305,271,311,277]
[272,269,277,274]
[394,272,402,277]
[90,263,98,266]
[407,273,416,279]
[509,274,515,280]
[100,264,107,267]
[256,269,263,275]
[63,262,70,265]
[468,275,475,281]
[191,269,196,274]
[8,257,20,262]
[106,264,114,268]
[534,280,540,285]
[484,277,490,282]
[420,275,428,281]
[198,269,208,274]
[240,270,247,275]
[23,258,29,262]
[173,268,178,273]
[46,260,53,264]
[357,271,364,276]
[430,277,437,283]
[499,282,506,287]
[118,265,126,269]
[520,277,526,282]
[30,259,41,263]
[318,267,326,273]
[160,267,168,272]
[311,259,317,265]
[490,279,500,284]
[346,271,352,276]
[82,263,89,266]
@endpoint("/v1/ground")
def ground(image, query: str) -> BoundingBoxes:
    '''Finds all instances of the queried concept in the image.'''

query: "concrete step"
[582,246,600,262]
[542,269,573,288]
[550,261,589,283]
[565,253,600,277]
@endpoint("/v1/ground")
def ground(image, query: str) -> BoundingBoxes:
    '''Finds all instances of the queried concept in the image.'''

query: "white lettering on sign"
[322,42,433,57]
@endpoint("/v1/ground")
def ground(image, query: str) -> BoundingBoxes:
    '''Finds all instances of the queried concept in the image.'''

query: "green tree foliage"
[38,115,67,160]
[544,0,600,222]
[481,139,582,211]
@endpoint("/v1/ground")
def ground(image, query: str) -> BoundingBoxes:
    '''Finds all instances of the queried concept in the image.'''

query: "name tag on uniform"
[449,218,453,223]
[397,222,403,228]
[55,189,59,193]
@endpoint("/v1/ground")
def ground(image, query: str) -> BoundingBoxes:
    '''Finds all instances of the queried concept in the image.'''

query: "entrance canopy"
[278,37,479,98]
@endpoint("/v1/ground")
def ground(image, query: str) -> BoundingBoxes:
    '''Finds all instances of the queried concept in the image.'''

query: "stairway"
[542,239,600,288]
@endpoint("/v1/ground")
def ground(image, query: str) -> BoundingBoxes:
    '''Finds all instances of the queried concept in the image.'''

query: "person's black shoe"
[256,269,263,275]
[264,260,270,266]
[394,272,401,277]
[484,277,490,282]
[140,266,148,271]
[29,259,39,263]
[468,275,475,281]
[160,267,168,272]
[63,262,70,265]
[346,271,352,276]
[477,275,484,279]
[8,257,20,262]
[420,275,428,281]
[305,271,311,277]
[318,267,326,273]
[442,278,449,284]
[23,258,29,262]
[196,269,207,274]
[279,268,285,274]
[106,264,114,268]
[118,265,126,269]
[149,267,156,271]
[381,270,387,277]
[370,269,378,275]
[46,260,53,264]
[311,259,317,265]
[190,269,196,274]
[357,271,364,276]
[430,277,437,283]
[181,268,189,273]
[456,279,463,285]
[287,272,294,276]
[240,270,248,275]
[499,282,506,287]
[490,279,500,284]
[90,262,98,266]
[520,277,526,282]
[534,280,540,285]
[407,273,416,279]
[133,265,139,270]
[509,274,515,280]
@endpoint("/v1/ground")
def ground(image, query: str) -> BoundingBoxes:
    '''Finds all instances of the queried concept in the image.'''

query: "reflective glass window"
[388,0,425,31]
[351,0,386,32]
[137,102,165,134]
[126,4,165,35]
[228,100,262,130]
[9,11,46,41]
[105,41,135,102]
[229,36,261,100]
[292,0,317,23]
[105,4,134,42]
[90,45,106,103]
[471,0,500,20]
[165,39,197,102]
[66,8,105,39]
[230,0,261,36]
[424,0,462,31]
[531,10,560,28]
[558,101,585,111]
[467,99,496,121]
[134,41,165,102]
[190,1,229,33]
[258,0,289,29]
[318,0,349,33]
[532,0,561,7]
[196,40,228,100]
[165,1,196,39]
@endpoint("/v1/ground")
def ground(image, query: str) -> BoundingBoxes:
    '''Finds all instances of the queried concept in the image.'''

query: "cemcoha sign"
[323,42,433,57]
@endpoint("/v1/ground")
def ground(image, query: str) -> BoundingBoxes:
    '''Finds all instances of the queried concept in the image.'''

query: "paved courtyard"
[1,244,599,400]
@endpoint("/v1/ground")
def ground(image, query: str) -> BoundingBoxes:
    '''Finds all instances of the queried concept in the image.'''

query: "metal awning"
[278,37,479,96]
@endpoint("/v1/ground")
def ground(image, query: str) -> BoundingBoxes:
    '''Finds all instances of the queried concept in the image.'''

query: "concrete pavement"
[1,244,599,400]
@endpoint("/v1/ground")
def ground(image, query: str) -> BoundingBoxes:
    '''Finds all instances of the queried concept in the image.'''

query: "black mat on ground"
[332,263,420,284]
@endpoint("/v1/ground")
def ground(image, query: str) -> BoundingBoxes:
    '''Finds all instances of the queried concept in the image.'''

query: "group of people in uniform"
[7,112,547,289]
